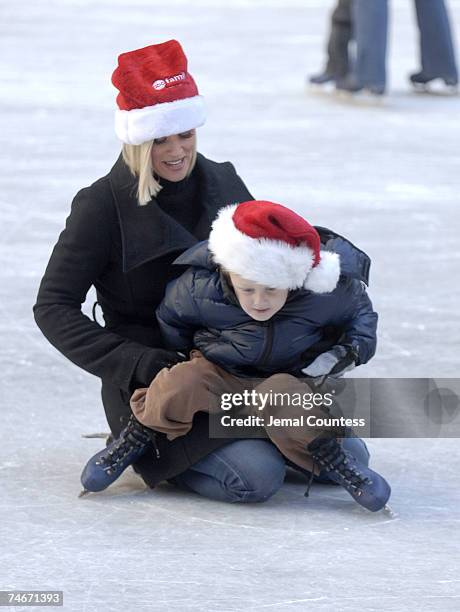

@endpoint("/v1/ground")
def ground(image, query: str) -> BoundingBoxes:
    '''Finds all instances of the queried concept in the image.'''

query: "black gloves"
[134,348,187,389]
[301,345,358,380]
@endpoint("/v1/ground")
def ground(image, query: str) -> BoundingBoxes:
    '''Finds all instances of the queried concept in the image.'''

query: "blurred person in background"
[309,0,353,85]
[309,0,388,95]
[309,0,458,95]
[410,0,458,90]
[336,0,388,95]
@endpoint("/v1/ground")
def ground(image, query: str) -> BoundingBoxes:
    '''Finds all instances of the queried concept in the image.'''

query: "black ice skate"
[409,71,458,93]
[336,76,385,96]
[306,435,391,512]
[80,415,159,494]
[309,71,336,86]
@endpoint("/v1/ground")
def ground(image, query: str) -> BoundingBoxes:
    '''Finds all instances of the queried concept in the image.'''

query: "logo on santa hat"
[152,72,186,90]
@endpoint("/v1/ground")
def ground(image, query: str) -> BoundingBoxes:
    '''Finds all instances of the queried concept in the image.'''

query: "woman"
[35,40,370,502]
[33,40,290,502]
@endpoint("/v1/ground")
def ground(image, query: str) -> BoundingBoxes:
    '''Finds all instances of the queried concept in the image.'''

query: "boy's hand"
[301,345,358,379]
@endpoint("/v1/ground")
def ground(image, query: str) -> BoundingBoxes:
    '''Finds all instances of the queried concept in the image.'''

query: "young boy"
[81,200,390,511]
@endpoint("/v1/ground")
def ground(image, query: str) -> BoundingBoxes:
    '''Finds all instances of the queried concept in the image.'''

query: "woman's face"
[151,130,196,182]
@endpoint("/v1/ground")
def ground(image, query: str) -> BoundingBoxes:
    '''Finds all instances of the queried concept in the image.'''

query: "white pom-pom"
[303,251,340,293]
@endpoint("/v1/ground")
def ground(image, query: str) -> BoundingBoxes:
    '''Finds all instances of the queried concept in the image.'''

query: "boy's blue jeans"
[170,436,370,503]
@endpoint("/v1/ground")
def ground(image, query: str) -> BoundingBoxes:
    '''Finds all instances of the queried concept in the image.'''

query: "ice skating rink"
[1,1,460,610]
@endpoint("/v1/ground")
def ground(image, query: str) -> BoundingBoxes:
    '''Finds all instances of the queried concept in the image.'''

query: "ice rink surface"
[1,1,460,610]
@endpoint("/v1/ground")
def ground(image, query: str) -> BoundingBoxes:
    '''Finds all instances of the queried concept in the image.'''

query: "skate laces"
[97,417,160,474]
[307,438,371,496]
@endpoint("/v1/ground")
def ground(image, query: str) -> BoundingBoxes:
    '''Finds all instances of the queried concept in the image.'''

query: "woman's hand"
[134,349,188,388]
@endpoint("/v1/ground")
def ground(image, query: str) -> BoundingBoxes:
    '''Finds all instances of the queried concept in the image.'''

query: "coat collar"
[108,153,225,272]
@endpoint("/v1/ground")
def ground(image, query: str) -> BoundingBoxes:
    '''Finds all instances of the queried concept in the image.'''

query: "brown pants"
[130,351,341,474]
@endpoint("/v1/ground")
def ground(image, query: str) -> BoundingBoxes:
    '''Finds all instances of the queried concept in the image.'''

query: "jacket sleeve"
[33,185,164,392]
[225,161,255,202]
[328,278,378,365]
[156,269,203,351]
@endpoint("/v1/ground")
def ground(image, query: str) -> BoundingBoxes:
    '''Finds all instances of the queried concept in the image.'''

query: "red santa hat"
[208,201,341,293]
[111,40,206,145]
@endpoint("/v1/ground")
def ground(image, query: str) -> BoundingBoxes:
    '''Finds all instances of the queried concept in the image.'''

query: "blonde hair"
[122,139,198,206]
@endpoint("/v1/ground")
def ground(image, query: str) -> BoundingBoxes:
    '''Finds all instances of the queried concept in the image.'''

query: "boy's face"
[228,272,289,321]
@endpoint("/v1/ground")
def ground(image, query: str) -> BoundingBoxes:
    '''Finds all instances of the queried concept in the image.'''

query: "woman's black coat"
[33,152,253,486]
[34,153,252,389]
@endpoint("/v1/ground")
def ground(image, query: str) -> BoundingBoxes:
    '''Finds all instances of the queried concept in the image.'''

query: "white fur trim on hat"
[115,95,206,145]
[303,250,341,293]
[209,204,341,292]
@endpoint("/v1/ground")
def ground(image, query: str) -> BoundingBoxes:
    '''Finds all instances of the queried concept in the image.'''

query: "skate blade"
[307,83,337,99]
[81,432,111,439]
[382,503,398,518]
[334,89,386,107]
[412,81,459,96]
[308,81,336,92]
[78,489,92,498]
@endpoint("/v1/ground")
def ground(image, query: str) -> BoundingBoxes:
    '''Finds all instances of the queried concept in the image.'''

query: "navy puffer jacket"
[156,228,378,377]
